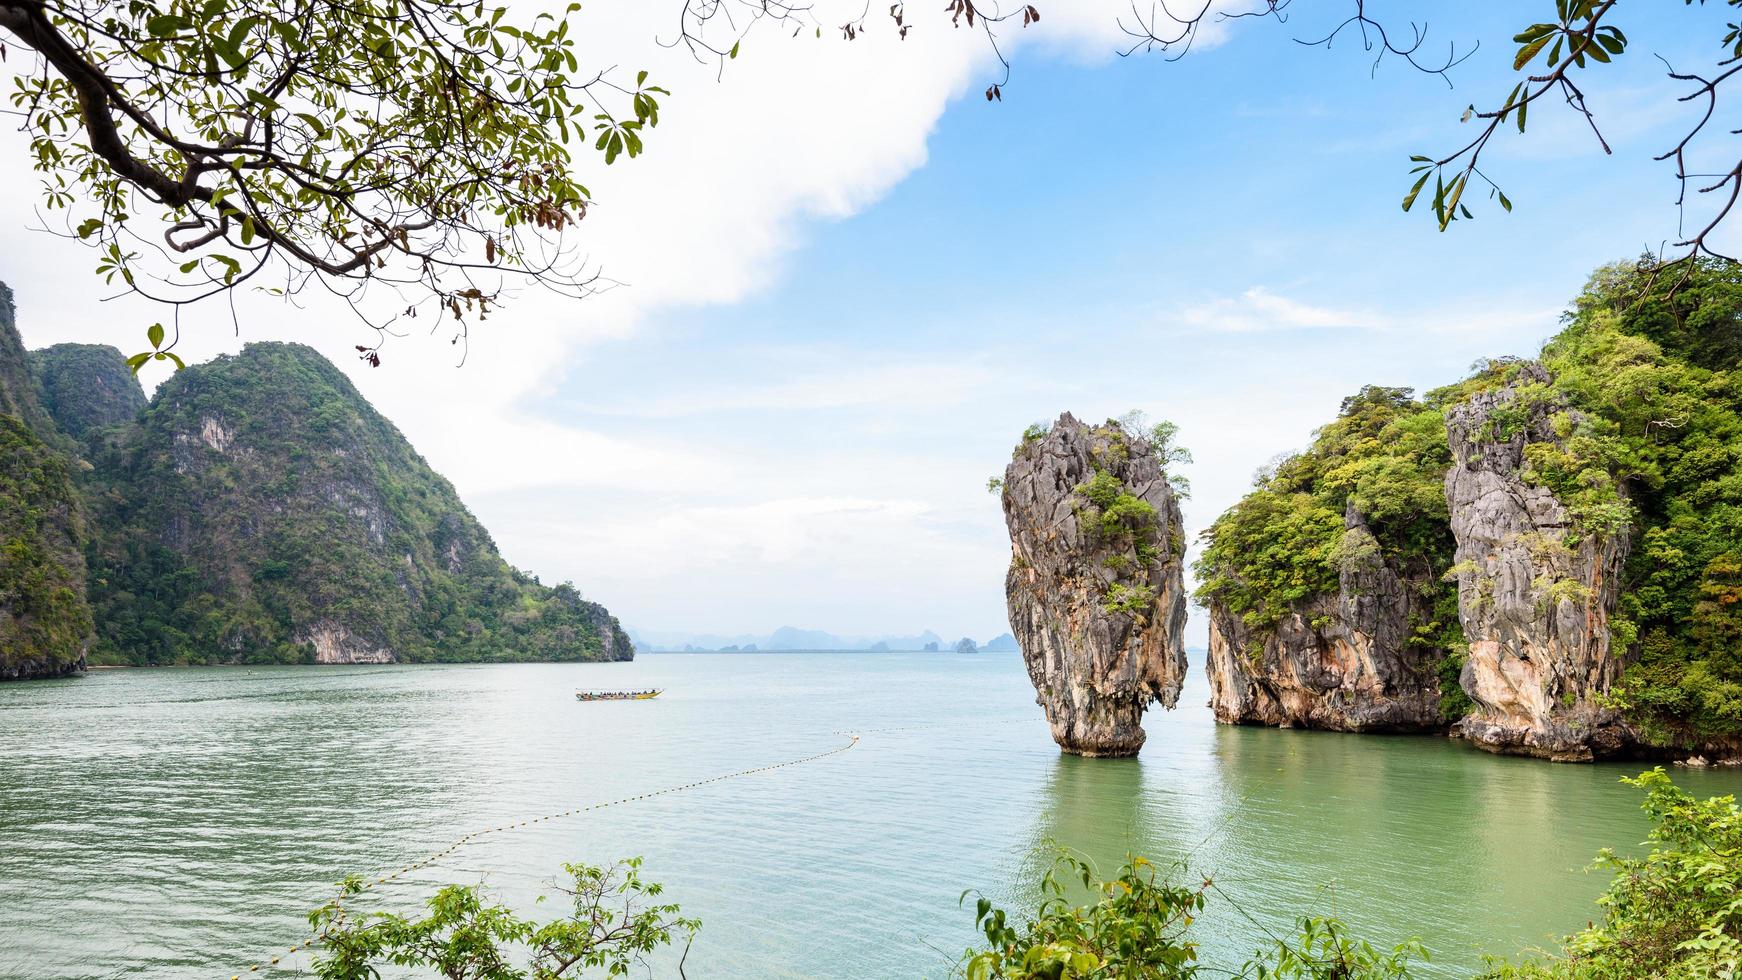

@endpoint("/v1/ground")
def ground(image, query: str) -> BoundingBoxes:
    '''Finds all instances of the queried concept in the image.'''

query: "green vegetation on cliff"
[1193,384,1469,717]
[1197,258,1742,746]
[0,283,93,679]
[28,343,147,440]
[1525,260,1742,747]
[0,284,61,444]
[0,414,92,678]
[82,342,629,666]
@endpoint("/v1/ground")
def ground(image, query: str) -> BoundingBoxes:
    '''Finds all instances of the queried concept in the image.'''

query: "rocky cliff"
[1206,503,1446,731]
[0,284,61,442]
[29,344,147,440]
[1443,363,1633,761]
[83,341,631,666]
[1002,413,1189,756]
[0,283,92,678]
[1196,386,1461,734]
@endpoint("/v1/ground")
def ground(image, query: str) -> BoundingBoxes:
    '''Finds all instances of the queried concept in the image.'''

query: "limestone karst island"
[2,3,1741,978]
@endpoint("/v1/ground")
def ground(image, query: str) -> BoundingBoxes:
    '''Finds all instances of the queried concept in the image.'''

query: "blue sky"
[2,1,1734,646]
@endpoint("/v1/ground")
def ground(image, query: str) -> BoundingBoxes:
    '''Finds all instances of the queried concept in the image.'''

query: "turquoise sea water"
[1,651,1738,979]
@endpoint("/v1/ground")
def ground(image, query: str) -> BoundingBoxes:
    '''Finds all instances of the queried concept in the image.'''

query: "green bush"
[956,852,1426,979]
[1482,769,1741,979]
[311,858,697,980]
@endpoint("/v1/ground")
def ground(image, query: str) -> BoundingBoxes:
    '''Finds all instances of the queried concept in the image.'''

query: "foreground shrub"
[309,858,697,980]
[1483,768,1742,980]
[956,852,1424,979]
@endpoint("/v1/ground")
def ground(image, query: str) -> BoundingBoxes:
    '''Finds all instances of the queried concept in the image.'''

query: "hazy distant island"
[631,625,1020,653]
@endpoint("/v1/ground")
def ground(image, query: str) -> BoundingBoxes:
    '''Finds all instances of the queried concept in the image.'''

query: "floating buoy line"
[227,731,865,978]
[227,718,1042,978]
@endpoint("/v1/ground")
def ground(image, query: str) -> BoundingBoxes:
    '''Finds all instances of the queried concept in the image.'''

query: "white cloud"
[577,348,996,418]
[1175,286,1560,338]
[1180,286,1387,332]
[0,0,1167,639]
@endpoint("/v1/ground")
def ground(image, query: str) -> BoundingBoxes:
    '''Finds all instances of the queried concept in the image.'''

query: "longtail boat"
[575,689,662,702]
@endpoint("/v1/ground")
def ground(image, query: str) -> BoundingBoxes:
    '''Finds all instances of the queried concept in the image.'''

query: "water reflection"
[1020,754,1150,890]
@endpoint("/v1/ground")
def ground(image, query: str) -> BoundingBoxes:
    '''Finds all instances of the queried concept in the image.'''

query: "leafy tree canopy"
[1,0,666,364]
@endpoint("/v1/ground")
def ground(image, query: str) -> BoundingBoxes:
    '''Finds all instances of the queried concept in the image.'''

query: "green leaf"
[1514,34,1552,70]
[729,40,740,59]
[125,352,151,375]
[147,322,165,349]
[1402,170,1432,212]
[1513,23,1556,44]
[145,14,190,36]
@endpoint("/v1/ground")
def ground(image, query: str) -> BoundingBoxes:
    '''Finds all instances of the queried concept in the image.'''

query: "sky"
[1,2,1736,647]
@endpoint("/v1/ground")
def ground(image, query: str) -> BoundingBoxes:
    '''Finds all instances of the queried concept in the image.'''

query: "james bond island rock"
[1196,387,1462,733]
[28,344,147,440]
[84,342,632,666]
[1443,362,1634,761]
[1002,413,1189,757]
[0,283,93,679]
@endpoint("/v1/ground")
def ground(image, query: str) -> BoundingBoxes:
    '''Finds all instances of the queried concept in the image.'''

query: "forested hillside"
[0,281,631,674]
[0,284,92,678]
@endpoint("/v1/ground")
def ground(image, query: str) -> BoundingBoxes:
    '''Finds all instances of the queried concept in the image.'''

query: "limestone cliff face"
[1002,413,1189,757]
[1444,363,1633,761]
[1206,505,1444,732]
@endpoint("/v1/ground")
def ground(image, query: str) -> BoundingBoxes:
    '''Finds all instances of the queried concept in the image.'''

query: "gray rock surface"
[1206,503,1444,732]
[1443,363,1633,761]
[1002,413,1188,756]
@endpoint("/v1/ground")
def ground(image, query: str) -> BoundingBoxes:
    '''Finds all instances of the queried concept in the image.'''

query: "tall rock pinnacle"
[1001,413,1189,756]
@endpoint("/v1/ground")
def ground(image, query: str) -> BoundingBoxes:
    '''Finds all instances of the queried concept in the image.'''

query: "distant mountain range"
[628,626,1020,653]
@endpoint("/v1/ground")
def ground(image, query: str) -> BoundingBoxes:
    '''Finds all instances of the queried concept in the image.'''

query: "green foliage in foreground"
[308,772,1739,979]
[1483,769,1742,980]
[954,770,1738,980]
[957,852,1423,980]
[311,859,697,980]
